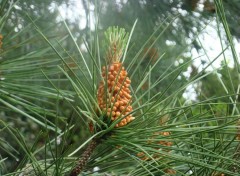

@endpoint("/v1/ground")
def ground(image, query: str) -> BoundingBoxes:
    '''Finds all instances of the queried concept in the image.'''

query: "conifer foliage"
[1,1,240,176]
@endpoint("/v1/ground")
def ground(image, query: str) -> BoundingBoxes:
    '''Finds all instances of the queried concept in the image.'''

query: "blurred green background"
[1,0,240,174]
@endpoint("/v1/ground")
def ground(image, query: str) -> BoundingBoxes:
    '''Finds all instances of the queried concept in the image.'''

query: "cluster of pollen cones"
[137,131,175,174]
[137,131,173,160]
[97,62,135,127]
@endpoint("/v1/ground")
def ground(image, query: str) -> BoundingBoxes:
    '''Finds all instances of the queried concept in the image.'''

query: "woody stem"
[69,139,98,176]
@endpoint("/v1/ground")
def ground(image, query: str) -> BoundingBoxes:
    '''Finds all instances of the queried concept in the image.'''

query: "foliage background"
[0,0,240,175]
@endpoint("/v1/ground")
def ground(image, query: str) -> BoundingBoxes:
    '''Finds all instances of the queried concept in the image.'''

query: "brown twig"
[69,139,98,176]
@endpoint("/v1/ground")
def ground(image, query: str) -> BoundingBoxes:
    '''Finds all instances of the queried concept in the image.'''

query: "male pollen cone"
[97,27,134,128]
[137,131,173,161]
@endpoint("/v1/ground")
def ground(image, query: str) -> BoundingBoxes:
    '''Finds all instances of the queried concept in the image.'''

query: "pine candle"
[71,27,135,176]
[97,27,135,127]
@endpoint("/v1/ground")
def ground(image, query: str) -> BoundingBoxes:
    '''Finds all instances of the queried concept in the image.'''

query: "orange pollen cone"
[97,62,134,127]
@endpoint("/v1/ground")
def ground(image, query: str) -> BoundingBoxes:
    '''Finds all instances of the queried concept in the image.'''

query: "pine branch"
[69,138,99,176]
